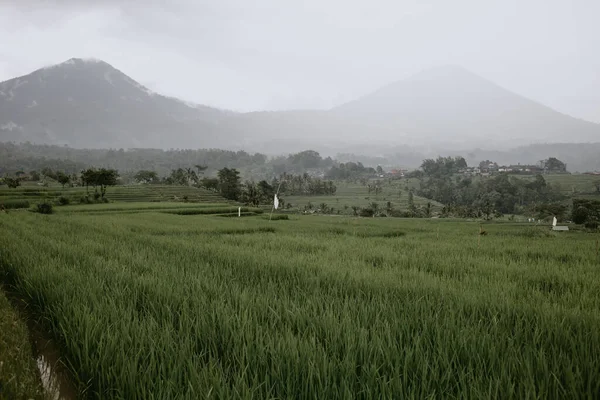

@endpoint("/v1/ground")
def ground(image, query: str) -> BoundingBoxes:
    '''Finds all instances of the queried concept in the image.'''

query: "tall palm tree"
[195,164,208,175]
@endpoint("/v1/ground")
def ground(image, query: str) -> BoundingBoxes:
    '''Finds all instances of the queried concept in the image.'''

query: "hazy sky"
[1,0,598,122]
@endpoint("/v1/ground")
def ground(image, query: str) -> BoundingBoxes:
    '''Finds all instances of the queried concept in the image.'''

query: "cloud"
[0,0,598,120]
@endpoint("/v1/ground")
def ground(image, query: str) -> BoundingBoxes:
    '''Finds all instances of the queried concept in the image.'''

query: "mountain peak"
[0,57,229,148]
[41,57,111,71]
[401,65,492,87]
[332,64,600,144]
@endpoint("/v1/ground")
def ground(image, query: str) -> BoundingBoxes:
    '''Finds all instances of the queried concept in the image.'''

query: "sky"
[0,0,598,122]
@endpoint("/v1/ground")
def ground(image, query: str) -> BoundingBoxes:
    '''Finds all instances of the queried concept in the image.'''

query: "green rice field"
[284,181,442,213]
[1,208,599,398]
[0,184,226,206]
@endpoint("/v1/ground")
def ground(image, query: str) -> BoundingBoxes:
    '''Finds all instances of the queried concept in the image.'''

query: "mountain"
[332,65,600,146]
[0,58,232,148]
[1,60,599,151]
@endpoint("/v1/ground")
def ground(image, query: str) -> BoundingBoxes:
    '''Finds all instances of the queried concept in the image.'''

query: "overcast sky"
[0,0,598,122]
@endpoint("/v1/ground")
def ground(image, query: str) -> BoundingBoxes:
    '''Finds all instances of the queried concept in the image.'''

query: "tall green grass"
[0,287,43,399]
[0,199,30,209]
[0,213,599,398]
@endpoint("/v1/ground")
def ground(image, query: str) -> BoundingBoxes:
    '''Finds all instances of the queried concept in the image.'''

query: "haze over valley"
[1,57,599,172]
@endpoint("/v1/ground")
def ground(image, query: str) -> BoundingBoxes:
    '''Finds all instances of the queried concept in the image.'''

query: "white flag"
[552,216,557,227]
[274,194,279,210]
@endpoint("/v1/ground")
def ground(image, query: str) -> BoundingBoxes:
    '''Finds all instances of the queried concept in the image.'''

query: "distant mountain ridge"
[332,65,600,144]
[0,58,231,148]
[1,58,599,151]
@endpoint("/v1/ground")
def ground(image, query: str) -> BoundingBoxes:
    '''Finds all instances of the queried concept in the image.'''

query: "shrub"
[268,214,289,221]
[36,202,53,214]
[2,200,30,209]
[102,197,110,203]
[94,192,101,201]
[572,206,589,225]
[359,208,375,218]
[585,217,599,231]
[572,199,600,224]
[57,196,70,206]
[183,195,189,202]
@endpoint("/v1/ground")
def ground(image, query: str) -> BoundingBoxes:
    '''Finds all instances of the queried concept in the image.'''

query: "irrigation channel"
[3,285,78,399]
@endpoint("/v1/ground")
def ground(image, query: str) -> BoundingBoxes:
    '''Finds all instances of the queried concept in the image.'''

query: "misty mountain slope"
[0,58,230,148]
[1,59,599,151]
[333,65,600,143]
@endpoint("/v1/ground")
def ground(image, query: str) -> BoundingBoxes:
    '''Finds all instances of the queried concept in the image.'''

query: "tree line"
[0,142,337,181]
[413,156,566,219]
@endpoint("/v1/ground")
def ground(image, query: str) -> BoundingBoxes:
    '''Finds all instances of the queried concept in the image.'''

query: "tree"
[319,203,329,213]
[385,201,394,215]
[165,168,188,185]
[41,167,57,181]
[242,181,260,206]
[376,165,383,174]
[455,156,468,169]
[545,157,566,172]
[134,170,159,184]
[257,180,274,203]
[80,169,95,193]
[29,170,41,181]
[217,168,241,201]
[96,168,119,198]
[194,165,208,175]
[200,177,219,191]
[594,179,600,193]
[425,202,432,218]
[185,168,198,185]
[80,168,119,198]
[289,150,322,169]
[572,206,589,225]
[4,177,21,189]
[56,171,71,188]
[407,191,415,212]
[369,202,379,217]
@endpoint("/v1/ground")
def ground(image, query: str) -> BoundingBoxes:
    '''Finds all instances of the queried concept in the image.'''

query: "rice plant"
[0,213,599,398]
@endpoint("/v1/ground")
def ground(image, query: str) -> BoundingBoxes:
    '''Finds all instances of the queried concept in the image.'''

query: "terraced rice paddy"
[1,207,599,398]
[283,181,442,214]
[0,184,226,207]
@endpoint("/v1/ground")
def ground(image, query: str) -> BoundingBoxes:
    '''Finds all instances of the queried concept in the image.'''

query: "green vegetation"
[1,211,599,398]
[572,198,600,228]
[544,174,600,195]
[412,157,567,218]
[35,202,53,215]
[283,181,441,215]
[0,288,43,400]
[0,184,228,206]
[1,199,30,210]
[0,142,333,180]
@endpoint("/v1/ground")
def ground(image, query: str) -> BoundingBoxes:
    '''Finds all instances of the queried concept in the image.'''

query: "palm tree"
[386,201,393,214]
[370,202,379,217]
[185,168,198,186]
[319,203,328,214]
[195,164,208,175]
